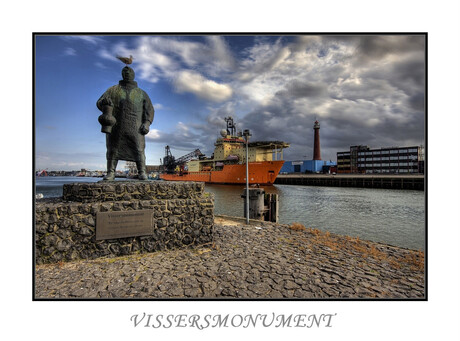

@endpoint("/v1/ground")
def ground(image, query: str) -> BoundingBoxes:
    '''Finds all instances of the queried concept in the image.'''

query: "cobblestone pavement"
[35,217,425,299]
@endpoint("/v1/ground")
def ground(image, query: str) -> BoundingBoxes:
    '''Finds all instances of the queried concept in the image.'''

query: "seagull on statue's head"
[116,55,133,65]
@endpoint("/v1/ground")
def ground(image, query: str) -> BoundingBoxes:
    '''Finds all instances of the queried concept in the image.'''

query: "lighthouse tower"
[313,120,321,160]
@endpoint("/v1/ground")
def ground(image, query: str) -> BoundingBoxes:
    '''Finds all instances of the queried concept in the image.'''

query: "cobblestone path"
[35,218,425,299]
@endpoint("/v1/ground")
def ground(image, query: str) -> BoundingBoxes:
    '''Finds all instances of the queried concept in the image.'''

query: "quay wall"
[35,181,214,264]
[275,174,424,190]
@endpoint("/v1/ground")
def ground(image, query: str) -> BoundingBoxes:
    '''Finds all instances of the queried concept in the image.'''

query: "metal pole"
[246,134,249,224]
[244,129,251,225]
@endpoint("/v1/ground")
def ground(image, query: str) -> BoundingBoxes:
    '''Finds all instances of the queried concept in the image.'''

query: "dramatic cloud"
[98,36,237,101]
[173,70,233,102]
[149,36,425,160]
[145,121,211,161]
[97,35,425,163]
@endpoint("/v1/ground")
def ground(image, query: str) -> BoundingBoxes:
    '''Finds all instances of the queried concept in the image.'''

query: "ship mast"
[225,116,236,136]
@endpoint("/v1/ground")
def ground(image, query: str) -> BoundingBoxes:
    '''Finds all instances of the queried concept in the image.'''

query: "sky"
[35,34,426,171]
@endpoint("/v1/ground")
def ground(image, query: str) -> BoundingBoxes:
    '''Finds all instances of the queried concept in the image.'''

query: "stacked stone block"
[62,181,204,202]
[35,181,214,264]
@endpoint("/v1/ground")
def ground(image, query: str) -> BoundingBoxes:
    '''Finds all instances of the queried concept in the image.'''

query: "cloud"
[96,36,238,97]
[97,47,120,64]
[205,36,237,71]
[353,35,425,63]
[94,62,107,69]
[61,36,105,45]
[173,70,233,102]
[63,47,76,56]
[215,36,425,161]
[146,129,161,139]
[277,80,328,99]
[94,35,425,162]
[237,38,290,81]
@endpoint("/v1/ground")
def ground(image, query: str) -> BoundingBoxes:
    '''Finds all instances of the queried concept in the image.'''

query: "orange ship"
[160,117,289,185]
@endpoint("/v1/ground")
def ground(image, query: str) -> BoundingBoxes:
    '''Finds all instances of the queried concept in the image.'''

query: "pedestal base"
[35,181,214,264]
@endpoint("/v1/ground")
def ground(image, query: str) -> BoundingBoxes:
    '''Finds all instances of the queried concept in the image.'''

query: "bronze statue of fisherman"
[97,63,154,180]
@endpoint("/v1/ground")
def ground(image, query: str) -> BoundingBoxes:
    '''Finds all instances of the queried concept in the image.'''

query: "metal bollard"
[241,188,279,223]
[241,188,265,221]
[264,192,279,223]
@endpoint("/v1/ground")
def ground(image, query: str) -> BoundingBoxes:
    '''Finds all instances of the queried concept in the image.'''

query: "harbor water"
[35,176,425,251]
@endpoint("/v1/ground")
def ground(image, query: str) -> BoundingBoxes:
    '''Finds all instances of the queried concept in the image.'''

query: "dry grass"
[403,250,425,271]
[288,222,307,232]
[210,241,220,252]
[298,227,425,272]
[214,217,240,226]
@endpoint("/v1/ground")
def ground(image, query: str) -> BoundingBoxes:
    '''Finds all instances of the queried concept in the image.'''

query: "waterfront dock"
[35,216,425,299]
[275,174,424,190]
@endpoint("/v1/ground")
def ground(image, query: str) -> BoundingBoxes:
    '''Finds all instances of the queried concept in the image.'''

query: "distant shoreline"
[276,173,424,190]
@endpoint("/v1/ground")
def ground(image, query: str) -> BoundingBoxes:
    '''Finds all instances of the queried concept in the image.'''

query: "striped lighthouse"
[313,120,321,160]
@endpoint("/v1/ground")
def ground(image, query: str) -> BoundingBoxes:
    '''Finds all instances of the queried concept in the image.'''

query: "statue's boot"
[137,159,148,180]
[104,159,118,180]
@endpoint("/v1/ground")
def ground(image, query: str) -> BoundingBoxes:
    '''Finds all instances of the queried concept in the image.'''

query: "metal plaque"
[96,210,154,240]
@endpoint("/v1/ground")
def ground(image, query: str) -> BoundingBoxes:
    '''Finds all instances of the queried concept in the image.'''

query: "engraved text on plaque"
[96,210,154,240]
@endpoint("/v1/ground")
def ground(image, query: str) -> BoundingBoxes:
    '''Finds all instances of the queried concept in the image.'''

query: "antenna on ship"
[224,116,236,136]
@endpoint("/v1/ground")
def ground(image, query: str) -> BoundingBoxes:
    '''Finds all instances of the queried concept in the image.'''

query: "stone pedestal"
[62,181,205,202]
[35,181,214,264]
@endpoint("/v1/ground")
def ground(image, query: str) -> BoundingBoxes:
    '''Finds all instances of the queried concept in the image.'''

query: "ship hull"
[160,161,285,185]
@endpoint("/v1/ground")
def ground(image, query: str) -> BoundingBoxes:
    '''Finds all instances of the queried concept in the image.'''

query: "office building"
[337,145,424,174]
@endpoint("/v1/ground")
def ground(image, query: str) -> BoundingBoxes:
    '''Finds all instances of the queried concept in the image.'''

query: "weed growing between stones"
[288,222,307,232]
[299,227,425,272]
[403,250,425,271]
